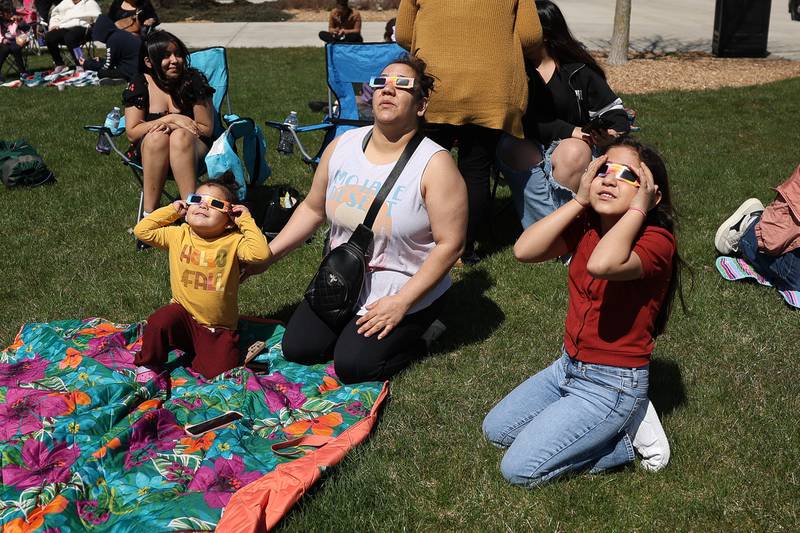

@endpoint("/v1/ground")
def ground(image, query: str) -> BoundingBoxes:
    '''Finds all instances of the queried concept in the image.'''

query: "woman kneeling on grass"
[247,55,466,384]
[123,30,214,250]
[483,138,686,486]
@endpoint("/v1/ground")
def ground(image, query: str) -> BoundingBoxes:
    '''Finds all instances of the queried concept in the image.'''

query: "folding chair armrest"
[264,121,332,133]
[83,126,136,165]
[296,123,334,133]
[264,120,288,131]
[84,125,109,134]
[264,120,333,165]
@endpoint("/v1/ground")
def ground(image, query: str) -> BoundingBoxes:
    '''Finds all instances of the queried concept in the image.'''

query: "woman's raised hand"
[574,154,607,207]
[630,161,659,213]
[355,295,411,340]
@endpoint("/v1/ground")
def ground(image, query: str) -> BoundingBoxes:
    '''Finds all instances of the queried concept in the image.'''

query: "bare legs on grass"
[141,128,209,214]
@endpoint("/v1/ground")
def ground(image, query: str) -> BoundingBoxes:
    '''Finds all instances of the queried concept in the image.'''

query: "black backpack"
[0,140,56,188]
[247,184,302,239]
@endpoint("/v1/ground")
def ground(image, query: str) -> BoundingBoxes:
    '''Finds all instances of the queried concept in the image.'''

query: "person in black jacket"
[497,0,629,228]
[107,0,157,36]
[80,14,141,81]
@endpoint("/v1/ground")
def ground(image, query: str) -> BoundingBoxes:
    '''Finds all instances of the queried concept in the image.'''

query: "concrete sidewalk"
[160,1,800,60]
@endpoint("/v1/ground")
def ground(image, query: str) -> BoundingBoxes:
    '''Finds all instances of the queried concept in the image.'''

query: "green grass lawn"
[2,49,799,531]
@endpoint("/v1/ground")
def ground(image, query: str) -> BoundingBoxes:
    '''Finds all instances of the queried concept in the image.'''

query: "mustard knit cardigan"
[396,0,542,138]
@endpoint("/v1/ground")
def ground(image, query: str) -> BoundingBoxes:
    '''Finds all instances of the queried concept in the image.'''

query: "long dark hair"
[143,30,197,111]
[537,0,606,79]
[603,137,691,337]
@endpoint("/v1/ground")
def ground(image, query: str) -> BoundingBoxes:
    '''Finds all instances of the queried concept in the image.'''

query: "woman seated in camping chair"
[123,30,214,250]
[0,7,30,83]
[44,0,100,74]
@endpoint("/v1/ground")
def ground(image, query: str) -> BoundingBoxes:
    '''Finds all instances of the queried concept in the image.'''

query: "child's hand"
[575,155,607,207]
[229,204,251,219]
[172,200,188,217]
[630,161,660,213]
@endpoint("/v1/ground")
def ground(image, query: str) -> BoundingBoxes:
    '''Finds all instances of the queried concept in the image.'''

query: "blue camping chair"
[265,42,406,166]
[85,47,268,222]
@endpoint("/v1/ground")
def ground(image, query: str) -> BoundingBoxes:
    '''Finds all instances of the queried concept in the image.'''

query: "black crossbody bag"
[304,131,424,329]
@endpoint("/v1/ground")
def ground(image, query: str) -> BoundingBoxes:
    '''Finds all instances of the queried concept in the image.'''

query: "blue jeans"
[496,140,575,229]
[739,216,800,291]
[482,350,649,488]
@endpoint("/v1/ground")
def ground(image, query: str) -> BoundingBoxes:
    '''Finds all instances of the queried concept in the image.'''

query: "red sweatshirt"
[561,214,675,368]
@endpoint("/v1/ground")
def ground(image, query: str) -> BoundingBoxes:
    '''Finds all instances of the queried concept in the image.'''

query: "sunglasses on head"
[186,194,230,212]
[368,75,416,89]
[598,162,640,187]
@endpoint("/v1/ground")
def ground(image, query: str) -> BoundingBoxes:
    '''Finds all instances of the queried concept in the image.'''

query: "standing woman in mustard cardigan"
[396,0,542,264]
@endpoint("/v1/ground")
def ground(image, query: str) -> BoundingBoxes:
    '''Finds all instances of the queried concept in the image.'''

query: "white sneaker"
[421,319,447,349]
[714,198,764,255]
[630,400,670,472]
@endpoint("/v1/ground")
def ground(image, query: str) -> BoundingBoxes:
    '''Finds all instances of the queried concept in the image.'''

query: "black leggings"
[282,296,444,384]
[45,26,88,66]
[318,31,363,43]
[426,124,502,250]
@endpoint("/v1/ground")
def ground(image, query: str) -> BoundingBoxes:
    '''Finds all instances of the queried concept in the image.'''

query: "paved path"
[160,0,800,60]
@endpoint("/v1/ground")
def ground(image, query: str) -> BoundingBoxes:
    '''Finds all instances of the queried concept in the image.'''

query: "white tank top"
[326,126,451,315]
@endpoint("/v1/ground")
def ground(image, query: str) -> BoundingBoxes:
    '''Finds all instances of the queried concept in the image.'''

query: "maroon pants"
[136,303,240,379]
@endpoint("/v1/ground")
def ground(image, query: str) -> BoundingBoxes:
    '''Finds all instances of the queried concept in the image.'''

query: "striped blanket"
[715,256,800,308]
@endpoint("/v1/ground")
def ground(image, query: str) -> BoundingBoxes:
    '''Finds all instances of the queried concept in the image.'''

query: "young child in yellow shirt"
[133,180,271,383]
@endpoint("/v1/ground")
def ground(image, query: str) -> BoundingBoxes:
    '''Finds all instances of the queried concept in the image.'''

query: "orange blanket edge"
[216,381,390,532]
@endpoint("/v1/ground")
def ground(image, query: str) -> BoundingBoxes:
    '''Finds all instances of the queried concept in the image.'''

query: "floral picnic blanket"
[0,318,386,532]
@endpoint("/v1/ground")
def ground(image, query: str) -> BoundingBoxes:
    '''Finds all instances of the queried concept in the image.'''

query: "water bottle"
[96,107,120,155]
[277,111,298,155]
[104,106,121,133]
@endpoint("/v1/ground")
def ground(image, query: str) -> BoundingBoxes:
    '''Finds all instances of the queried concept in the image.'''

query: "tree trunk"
[608,0,632,65]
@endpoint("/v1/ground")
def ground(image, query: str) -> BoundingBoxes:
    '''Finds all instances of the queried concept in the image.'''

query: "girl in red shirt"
[483,137,686,486]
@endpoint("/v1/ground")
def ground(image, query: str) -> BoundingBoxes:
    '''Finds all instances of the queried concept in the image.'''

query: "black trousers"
[282,296,444,384]
[318,31,363,43]
[425,123,502,250]
[0,43,26,74]
[45,26,88,66]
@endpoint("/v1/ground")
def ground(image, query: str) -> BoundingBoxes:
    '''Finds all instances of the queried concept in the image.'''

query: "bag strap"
[361,130,424,230]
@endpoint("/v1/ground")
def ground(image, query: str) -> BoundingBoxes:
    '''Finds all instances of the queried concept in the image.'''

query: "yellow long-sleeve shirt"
[133,205,271,330]
[396,0,542,138]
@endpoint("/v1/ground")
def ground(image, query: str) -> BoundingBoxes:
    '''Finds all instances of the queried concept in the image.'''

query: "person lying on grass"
[133,178,270,386]
[483,138,687,486]
[714,164,800,292]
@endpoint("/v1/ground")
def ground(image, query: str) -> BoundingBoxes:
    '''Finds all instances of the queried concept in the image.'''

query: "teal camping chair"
[85,47,269,223]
